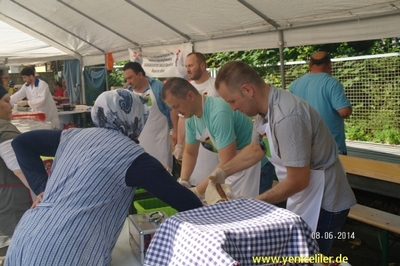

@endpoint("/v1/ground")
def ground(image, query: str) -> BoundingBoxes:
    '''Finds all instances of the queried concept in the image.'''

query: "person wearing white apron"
[173,52,220,185]
[123,62,174,170]
[188,79,220,185]
[162,77,260,198]
[211,61,356,255]
[10,67,60,129]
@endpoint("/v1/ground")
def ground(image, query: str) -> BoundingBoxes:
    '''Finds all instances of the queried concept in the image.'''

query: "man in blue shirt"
[290,51,352,155]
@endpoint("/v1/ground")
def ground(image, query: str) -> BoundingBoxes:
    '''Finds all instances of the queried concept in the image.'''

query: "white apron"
[190,144,220,186]
[193,105,260,197]
[257,121,324,232]
[190,80,220,185]
[137,87,173,169]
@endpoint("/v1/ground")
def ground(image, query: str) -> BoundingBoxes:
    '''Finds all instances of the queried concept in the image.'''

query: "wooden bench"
[339,155,400,266]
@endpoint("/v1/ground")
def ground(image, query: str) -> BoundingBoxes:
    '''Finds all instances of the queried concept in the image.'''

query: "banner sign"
[128,43,192,78]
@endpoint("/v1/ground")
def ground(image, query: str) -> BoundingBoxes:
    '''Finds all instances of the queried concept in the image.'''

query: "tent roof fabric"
[1,0,399,66]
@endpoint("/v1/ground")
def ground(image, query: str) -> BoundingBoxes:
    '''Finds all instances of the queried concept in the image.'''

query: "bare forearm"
[256,166,310,203]
[170,109,179,144]
[180,144,199,179]
[176,117,186,145]
[256,178,301,203]
[220,142,264,176]
[337,106,352,118]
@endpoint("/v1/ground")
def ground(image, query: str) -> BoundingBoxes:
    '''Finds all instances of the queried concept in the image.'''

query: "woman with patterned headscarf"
[5,90,202,266]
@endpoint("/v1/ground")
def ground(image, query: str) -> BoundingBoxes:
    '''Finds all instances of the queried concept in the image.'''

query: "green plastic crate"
[133,198,178,216]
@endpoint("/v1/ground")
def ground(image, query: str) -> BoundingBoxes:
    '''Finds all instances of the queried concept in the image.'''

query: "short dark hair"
[123,62,146,76]
[54,81,62,87]
[162,77,200,100]
[215,61,264,93]
[187,52,207,66]
[21,66,35,77]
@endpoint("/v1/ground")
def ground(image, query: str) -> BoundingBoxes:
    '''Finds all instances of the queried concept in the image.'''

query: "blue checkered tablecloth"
[144,198,318,266]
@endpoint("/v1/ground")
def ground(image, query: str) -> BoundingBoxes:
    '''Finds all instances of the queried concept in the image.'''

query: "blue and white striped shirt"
[6,128,145,266]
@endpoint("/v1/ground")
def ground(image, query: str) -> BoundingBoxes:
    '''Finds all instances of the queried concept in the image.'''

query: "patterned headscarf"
[91,89,149,141]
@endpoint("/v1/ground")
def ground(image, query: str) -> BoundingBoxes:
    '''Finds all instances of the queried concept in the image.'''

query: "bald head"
[309,51,332,74]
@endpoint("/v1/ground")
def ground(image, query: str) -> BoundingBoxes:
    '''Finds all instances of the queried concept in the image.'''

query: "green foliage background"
[280,57,400,145]
[108,39,400,144]
[205,39,400,145]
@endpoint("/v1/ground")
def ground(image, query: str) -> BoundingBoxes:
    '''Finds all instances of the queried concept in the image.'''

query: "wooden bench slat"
[339,155,400,184]
[348,204,400,234]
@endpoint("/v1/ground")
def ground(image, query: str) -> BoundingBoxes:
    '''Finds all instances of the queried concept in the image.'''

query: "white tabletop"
[57,110,91,115]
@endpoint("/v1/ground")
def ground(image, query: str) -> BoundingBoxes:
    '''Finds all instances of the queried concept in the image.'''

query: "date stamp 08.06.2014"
[311,231,355,240]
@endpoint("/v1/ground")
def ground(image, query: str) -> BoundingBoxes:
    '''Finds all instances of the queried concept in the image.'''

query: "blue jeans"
[316,208,350,255]
[259,162,276,194]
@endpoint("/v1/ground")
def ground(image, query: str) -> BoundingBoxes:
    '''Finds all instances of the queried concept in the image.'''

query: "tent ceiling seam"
[11,0,105,53]
[124,0,191,41]
[237,0,281,29]
[57,0,141,48]
[0,12,80,59]
[280,10,400,31]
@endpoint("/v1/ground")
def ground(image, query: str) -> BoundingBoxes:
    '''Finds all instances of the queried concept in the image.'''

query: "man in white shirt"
[11,67,60,129]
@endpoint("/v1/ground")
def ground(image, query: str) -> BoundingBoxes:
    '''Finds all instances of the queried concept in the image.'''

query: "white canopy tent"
[0,20,72,65]
[1,0,399,67]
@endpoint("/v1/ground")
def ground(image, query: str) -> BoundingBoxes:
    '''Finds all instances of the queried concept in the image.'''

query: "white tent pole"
[278,30,286,90]
[237,0,287,88]
[80,57,86,105]
[105,54,109,91]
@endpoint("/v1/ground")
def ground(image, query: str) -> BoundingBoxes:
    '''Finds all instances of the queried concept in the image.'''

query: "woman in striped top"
[5,90,202,266]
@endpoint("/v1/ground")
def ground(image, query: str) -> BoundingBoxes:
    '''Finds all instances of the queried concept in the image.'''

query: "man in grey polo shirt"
[211,61,356,256]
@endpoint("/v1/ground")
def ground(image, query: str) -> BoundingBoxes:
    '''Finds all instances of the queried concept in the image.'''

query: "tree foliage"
[106,39,400,144]
[205,38,400,144]
[108,60,129,87]
[206,38,400,68]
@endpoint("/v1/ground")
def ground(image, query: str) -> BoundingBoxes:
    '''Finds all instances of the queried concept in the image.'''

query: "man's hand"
[189,186,204,199]
[31,192,44,209]
[205,182,232,205]
[17,100,28,107]
[208,168,227,185]
[173,144,183,161]
[177,177,191,188]
[171,130,177,145]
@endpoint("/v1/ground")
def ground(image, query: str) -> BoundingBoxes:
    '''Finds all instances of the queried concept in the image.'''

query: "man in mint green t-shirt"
[162,77,260,198]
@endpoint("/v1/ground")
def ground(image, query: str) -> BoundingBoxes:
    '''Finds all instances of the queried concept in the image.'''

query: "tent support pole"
[80,58,86,104]
[278,30,286,90]
[105,54,109,91]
